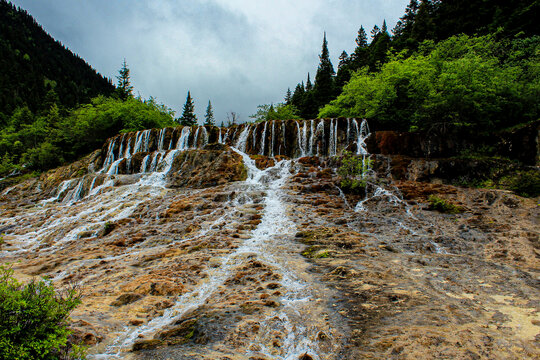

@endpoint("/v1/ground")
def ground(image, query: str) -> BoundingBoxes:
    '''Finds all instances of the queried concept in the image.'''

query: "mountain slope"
[0,0,115,117]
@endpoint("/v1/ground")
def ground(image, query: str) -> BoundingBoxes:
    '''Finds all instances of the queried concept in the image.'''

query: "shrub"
[337,150,372,194]
[501,170,540,198]
[0,264,83,359]
[427,195,462,214]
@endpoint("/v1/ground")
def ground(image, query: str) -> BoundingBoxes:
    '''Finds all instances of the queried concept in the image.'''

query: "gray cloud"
[10,0,409,123]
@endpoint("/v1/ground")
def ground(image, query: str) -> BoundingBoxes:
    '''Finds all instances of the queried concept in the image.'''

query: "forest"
[0,0,539,178]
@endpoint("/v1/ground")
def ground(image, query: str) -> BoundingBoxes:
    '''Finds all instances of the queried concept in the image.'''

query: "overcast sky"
[10,0,409,124]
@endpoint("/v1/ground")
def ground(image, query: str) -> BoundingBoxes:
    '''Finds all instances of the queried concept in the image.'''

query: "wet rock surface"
[0,123,538,359]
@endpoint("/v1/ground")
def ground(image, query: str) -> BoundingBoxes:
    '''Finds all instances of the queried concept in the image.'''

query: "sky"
[10,0,409,124]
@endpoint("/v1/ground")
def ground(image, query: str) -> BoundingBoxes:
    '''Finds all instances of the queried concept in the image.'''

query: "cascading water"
[235,125,251,152]
[259,121,267,155]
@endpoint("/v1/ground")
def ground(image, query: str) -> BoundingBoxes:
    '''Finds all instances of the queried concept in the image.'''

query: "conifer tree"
[370,25,380,40]
[284,88,292,104]
[291,82,305,110]
[116,59,133,101]
[180,91,197,126]
[335,51,351,90]
[204,100,215,126]
[351,26,369,70]
[313,32,335,111]
[338,51,349,70]
[305,73,313,92]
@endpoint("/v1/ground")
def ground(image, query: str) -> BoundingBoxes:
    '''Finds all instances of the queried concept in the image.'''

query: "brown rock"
[132,339,162,351]
[111,293,143,307]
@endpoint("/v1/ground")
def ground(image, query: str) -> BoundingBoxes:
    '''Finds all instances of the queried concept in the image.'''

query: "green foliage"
[0,96,175,176]
[337,151,372,194]
[250,103,301,122]
[427,195,462,214]
[500,170,540,198]
[319,35,539,132]
[0,264,83,359]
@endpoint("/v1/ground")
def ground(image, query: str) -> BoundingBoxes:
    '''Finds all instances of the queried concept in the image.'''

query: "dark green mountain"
[0,0,114,118]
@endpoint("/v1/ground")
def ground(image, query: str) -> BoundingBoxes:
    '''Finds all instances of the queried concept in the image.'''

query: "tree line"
[272,0,538,132]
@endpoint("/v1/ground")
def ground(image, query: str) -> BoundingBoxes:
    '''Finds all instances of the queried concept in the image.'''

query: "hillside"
[0,0,114,118]
[0,120,538,359]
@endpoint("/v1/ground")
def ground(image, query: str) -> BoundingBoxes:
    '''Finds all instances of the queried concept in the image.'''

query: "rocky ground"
[0,147,538,359]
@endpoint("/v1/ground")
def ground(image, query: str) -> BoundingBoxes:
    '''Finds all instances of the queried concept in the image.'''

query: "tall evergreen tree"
[313,32,336,111]
[116,59,133,101]
[284,88,292,104]
[180,91,197,126]
[370,25,380,40]
[335,51,352,91]
[350,26,369,70]
[204,100,214,126]
[368,22,392,71]
[291,82,305,110]
[305,73,313,92]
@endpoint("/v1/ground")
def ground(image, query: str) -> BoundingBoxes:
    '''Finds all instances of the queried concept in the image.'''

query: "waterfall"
[354,119,370,155]
[271,121,275,157]
[309,120,314,155]
[201,126,209,147]
[296,121,306,157]
[282,121,286,155]
[157,128,166,150]
[218,128,223,144]
[193,127,200,149]
[329,119,335,157]
[133,129,150,154]
[316,120,324,156]
[333,118,338,156]
[140,155,151,173]
[103,138,116,169]
[176,127,191,150]
[124,138,131,158]
[118,134,126,159]
[235,125,251,152]
[252,124,257,148]
[259,122,267,155]
[302,121,308,156]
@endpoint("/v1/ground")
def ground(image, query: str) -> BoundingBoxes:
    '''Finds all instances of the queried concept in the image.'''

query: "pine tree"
[204,100,215,126]
[381,20,388,34]
[355,26,368,48]
[291,82,305,110]
[180,91,197,126]
[313,32,335,111]
[335,51,351,91]
[116,59,133,101]
[338,51,349,70]
[284,88,292,104]
[305,73,313,92]
[368,22,392,71]
[370,25,380,40]
[351,26,369,70]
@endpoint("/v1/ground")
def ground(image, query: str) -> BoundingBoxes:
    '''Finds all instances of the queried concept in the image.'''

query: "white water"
[90,147,330,359]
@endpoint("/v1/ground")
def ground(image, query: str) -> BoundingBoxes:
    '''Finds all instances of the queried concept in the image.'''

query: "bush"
[501,170,540,197]
[0,264,83,359]
[428,195,462,214]
[337,150,372,194]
